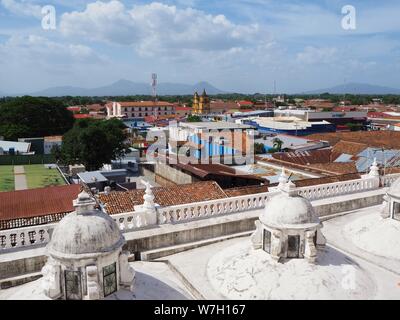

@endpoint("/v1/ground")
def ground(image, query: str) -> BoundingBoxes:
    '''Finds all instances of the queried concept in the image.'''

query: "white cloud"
[296,46,338,65]
[0,34,105,65]
[1,0,42,19]
[60,1,269,56]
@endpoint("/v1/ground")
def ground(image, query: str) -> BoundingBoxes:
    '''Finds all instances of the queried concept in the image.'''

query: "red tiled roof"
[118,101,174,107]
[0,185,81,229]
[308,162,358,175]
[224,185,269,197]
[331,140,367,156]
[368,112,400,119]
[307,131,400,150]
[237,100,253,106]
[210,101,239,110]
[99,181,229,214]
[293,173,361,188]
[67,106,81,112]
[272,149,339,165]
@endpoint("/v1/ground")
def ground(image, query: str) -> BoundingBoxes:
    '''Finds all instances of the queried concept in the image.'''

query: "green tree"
[186,114,202,122]
[254,142,266,154]
[60,119,128,171]
[0,96,74,140]
[272,138,283,151]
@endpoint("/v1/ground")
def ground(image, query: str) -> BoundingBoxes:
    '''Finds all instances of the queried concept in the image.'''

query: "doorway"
[287,235,301,258]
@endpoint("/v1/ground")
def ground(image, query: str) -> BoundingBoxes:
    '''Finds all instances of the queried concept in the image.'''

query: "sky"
[0,0,399,94]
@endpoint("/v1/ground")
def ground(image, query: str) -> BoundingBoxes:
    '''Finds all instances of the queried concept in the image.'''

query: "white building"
[106,101,174,119]
[43,136,62,155]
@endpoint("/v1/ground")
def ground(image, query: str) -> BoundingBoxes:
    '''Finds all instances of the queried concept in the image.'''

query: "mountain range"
[24,79,225,97]
[303,82,400,95]
[2,81,400,97]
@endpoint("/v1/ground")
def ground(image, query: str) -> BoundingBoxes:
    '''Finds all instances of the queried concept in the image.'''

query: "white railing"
[0,223,54,251]
[111,211,147,232]
[157,192,275,225]
[0,175,392,252]
[381,173,400,187]
[297,176,379,201]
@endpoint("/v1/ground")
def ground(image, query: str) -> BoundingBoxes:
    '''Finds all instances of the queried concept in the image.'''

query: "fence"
[0,155,56,165]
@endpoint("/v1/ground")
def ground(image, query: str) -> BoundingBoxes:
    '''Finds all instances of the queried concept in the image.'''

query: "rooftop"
[99,181,229,214]
[117,101,174,107]
[0,140,31,153]
[307,131,400,150]
[179,121,253,130]
[0,184,81,230]
[272,149,338,165]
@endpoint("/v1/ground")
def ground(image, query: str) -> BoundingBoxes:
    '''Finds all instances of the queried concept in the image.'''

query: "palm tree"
[272,138,283,152]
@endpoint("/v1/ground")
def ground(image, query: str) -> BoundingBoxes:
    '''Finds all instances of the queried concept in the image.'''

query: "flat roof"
[0,140,30,153]
[180,121,253,130]
[77,171,108,183]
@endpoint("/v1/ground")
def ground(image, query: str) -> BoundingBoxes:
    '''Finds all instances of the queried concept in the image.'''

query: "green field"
[0,166,15,192]
[24,165,66,189]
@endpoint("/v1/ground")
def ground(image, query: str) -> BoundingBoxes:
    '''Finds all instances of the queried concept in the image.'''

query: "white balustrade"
[111,211,146,232]
[381,173,400,187]
[297,177,378,201]
[0,174,394,252]
[157,192,275,225]
[0,223,54,251]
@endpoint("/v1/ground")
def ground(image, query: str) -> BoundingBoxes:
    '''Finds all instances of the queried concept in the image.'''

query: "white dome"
[388,177,400,198]
[260,192,320,228]
[48,209,125,259]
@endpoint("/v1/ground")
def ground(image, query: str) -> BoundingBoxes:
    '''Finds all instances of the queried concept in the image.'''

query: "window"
[263,229,271,254]
[393,202,400,221]
[103,263,117,297]
[65,270,82,300]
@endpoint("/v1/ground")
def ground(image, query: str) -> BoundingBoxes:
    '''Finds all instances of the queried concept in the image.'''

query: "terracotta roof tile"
[223,185,269,197]
[293,173,361,188]
[307,131,400,150]
[272,149,339,165]
[99,181,229,214]
[332,140,368,156]
[0,185,81,230]
[308,162,358,175]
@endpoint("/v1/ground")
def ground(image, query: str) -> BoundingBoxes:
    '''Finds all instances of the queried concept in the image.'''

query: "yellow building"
[192,89,210,114]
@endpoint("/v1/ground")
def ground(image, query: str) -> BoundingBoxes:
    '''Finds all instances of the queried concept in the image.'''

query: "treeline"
[0,96,74,141]
[2,93,400,111]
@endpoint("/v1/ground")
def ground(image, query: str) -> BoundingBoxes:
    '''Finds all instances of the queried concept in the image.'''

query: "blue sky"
[0,0,399,94]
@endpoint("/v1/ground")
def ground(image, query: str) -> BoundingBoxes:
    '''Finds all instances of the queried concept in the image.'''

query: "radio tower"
[151,73,157,102]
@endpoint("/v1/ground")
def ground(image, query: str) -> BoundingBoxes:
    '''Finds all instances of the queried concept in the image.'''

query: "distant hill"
[28,79,225,97]
[304,82,400,95]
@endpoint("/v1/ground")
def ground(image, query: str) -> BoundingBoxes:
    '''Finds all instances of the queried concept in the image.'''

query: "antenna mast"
[151,73,157,102]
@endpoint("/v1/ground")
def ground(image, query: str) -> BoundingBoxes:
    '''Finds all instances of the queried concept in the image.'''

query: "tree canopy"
[60,118,129,171]
[0,96,74,140]
[186,114,202,122]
